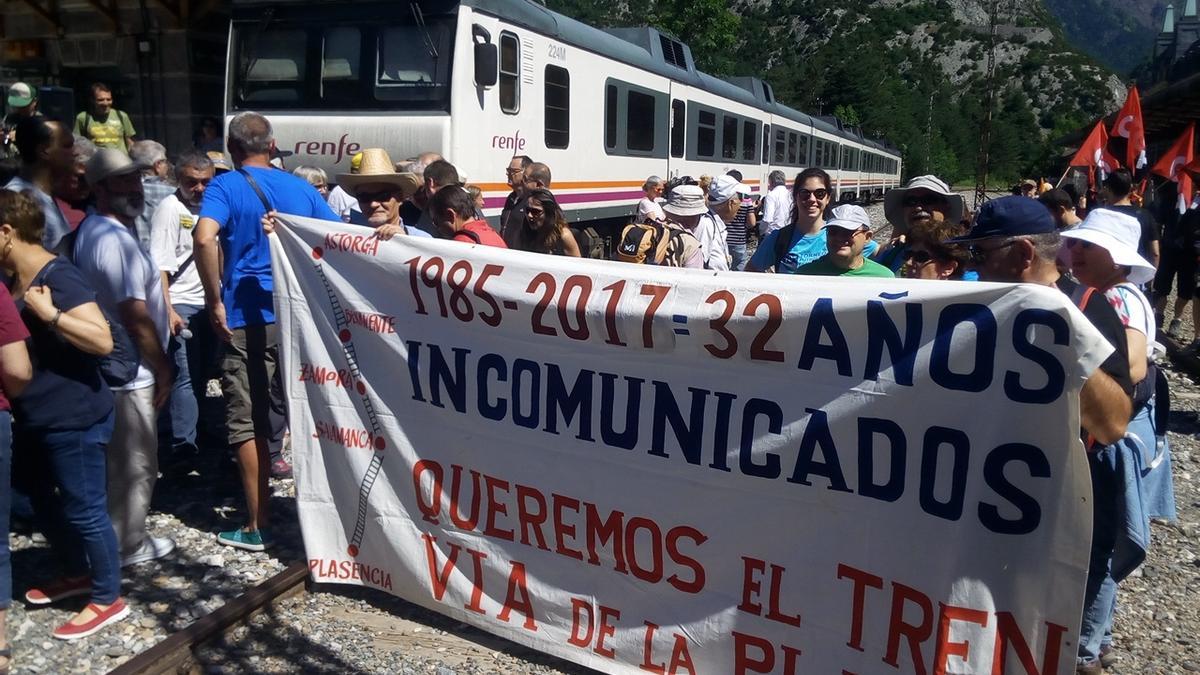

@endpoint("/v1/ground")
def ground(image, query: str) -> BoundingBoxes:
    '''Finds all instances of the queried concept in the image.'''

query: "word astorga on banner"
[271,216,1109,675]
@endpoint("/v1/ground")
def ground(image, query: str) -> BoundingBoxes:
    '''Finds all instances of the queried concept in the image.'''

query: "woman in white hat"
[1063,209,1175,520]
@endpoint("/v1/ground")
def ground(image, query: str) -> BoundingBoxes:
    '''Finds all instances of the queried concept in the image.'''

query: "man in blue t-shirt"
[195,111,338,552]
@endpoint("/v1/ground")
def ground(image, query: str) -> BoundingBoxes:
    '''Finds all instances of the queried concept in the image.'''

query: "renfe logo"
[293,134,361,165]
[491,130,526,151]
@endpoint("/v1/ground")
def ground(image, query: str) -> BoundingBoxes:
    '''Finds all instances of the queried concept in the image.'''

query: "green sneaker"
[216,528,272,552]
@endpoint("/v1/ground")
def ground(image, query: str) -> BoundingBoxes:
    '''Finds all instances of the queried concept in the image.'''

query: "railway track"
[109,562,309,675]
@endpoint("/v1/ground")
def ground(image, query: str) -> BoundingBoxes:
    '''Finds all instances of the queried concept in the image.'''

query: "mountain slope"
[1042,0,1165,75]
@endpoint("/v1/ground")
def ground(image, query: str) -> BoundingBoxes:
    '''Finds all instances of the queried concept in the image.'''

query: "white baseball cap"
[824,203,873,231]
[708,175,751,205]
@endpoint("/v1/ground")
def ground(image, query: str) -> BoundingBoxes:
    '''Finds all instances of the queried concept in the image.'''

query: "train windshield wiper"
[237,8,275,100]
[410,2,439,61]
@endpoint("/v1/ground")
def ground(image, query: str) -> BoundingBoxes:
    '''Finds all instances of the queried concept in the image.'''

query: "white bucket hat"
[1061,208,1156,285]
[663,185,708,217]
[883,175,965,231]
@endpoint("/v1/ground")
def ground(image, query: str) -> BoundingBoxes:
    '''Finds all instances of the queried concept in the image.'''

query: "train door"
[666,83,687,181]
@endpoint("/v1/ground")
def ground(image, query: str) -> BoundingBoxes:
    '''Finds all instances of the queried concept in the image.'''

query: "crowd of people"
[0,78,1186,674]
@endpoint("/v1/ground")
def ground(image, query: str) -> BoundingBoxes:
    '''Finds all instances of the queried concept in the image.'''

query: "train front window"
[377,26,452,103]
[231,17,455,111]
[238,28,308,105]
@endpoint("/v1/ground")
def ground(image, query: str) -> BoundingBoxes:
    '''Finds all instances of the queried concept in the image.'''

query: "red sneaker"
[52,599,130,640]
[24,576,91,605]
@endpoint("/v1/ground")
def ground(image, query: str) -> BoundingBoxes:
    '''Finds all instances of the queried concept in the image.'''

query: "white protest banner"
[270,215,1110,675]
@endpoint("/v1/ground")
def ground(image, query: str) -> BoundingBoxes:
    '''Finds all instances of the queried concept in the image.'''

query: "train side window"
[627,90,656,153]
[786,132,798,165]
[499,32,520,114]
[545,65,570,149]
[762,124,770,164]
[742,120,757,162]
[321,27,360,101]
[797,134,810,166]
[828,144,840,169]
[605,84,618,151]
[721,115,738,159]
[773,128,786,164]
[697,110,716,158]
[670,99,685,158]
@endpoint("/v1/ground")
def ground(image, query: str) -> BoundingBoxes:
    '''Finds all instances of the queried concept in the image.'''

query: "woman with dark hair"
[506,188,581,257]
[900,219,971,280]
[0,191,128,641]
[747,168,876,273]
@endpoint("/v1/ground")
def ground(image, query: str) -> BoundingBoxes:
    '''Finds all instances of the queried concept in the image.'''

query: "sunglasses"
[796,188,829,200]
[902,194,948,208]
[526,207,545,217]
[967,240,1018,263]
[356,189,400,203]
[1065,239,1094,250]
[505,167,524,175]
[903,249,934,264]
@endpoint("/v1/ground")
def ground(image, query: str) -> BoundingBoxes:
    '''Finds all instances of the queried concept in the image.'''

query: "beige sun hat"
[336,148,420,197]
[883,175,965,232]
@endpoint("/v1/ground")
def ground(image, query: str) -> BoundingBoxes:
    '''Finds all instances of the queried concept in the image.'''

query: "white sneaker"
[121,536,176,567]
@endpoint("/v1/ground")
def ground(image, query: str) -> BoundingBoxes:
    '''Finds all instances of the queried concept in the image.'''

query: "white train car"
[225,0,902,223]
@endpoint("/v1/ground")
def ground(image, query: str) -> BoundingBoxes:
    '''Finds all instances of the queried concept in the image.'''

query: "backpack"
[615,221,690,266]
[772,223,796,271]
[571,226,607,260]
[56,230,142,387]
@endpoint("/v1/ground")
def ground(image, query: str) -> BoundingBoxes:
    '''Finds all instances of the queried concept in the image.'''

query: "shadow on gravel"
[316,583,601,674]
[1168,408,1200,435]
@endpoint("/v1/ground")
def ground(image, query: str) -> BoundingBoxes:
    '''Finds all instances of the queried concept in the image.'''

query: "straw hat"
[336,148,420,197]
[1061,208,1156,285]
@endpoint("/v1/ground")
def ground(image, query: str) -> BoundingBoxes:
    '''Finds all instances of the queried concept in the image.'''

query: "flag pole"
[1054,165,1074,188]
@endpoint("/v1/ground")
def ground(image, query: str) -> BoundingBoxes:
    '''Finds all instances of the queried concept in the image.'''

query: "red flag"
[1110,86,1147,170]
[1152,123,1195,213]
[1069,121,1121,181]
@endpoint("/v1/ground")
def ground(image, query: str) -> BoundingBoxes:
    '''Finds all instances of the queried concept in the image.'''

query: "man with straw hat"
[338,148,426,240]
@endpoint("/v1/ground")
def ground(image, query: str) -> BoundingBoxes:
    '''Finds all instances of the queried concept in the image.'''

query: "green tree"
[646,0,741,75]
[833,104,862,127]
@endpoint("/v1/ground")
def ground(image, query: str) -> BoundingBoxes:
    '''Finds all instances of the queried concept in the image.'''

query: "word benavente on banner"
[271,215,1108,675]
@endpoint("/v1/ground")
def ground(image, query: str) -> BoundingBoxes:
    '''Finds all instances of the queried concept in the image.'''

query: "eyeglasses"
[505,167,524,176]
[967,240,1018,263]
[902,194,948,208]
[903,249,935,265]
[526,207,545,217]
[356,189,399,204]
[796,188,829,201]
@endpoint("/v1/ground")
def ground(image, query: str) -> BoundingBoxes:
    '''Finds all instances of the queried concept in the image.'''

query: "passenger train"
[226,0,903,223]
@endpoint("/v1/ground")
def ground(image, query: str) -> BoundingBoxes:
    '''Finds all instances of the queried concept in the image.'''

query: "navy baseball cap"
[948,196,1056,243]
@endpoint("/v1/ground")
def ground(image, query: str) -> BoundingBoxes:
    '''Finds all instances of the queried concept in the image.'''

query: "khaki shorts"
[220,324,284,447]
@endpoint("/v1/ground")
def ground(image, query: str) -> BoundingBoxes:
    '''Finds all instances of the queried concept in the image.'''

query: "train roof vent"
[762,82,774,103]
[659,34,689,70]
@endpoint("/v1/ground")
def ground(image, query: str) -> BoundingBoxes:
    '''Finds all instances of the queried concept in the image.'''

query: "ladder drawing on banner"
[312,260,387,558]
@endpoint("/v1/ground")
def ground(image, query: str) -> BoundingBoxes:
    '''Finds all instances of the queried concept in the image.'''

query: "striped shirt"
[727,200,752,246]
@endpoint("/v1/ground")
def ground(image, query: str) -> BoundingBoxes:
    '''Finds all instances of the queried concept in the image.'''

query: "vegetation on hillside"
[547,0,1121,184]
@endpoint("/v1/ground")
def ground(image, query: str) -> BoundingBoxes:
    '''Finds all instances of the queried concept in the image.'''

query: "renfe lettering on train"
[309,558,393,590]
[293,133,361,164]
[491,130,526,151]
[323,232,380,257]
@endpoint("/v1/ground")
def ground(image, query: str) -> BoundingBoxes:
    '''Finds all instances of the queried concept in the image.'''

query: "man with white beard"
[74,148,175,567]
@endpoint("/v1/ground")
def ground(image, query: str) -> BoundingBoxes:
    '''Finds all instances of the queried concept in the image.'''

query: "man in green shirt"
[796,204,895,278]
[74,82,135,154]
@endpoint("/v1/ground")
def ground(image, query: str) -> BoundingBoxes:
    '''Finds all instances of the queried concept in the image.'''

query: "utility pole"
[925,91,934,172]
[975,0,1002,210]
